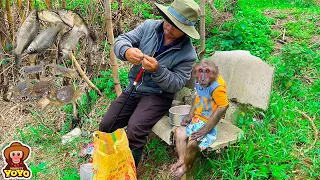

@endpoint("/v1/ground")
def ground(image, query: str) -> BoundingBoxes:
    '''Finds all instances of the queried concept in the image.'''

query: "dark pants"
[99,92,173,150]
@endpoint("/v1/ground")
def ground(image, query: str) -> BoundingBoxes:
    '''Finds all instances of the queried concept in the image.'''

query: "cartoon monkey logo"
[1,141,32,179]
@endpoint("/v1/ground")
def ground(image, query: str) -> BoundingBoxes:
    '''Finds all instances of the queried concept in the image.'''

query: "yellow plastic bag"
[92,128,137,180]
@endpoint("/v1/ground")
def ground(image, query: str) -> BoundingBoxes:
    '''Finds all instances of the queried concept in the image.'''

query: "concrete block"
[210,50,275,110]
[152,116,243,151]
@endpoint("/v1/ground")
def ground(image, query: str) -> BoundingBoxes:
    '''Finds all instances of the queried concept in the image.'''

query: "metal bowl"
[169,105,191,126]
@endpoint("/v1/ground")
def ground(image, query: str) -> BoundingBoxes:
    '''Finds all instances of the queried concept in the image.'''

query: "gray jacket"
[114,20,197,99]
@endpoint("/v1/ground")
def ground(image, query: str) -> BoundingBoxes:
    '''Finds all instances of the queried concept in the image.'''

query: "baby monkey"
[194,59,219,87]
[171,59,229,180]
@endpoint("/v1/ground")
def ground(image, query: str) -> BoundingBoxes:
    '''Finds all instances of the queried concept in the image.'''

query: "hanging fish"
[14,10,39,67]
[58,27,82,63]
[57,9,96,42]
[26,24,64,54]
[38,10,64,24]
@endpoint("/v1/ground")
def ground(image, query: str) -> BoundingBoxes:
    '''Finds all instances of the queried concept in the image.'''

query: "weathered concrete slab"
[152,116,243,151]
[209,119,243,150]
[210,50,275,110]
[152,116,176,145]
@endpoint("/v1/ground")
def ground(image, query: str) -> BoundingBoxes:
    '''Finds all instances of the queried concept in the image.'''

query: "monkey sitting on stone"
[171,59,229,179]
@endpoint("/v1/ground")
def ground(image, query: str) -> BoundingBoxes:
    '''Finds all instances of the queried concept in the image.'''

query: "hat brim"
[4,146,30,161]
[155,3,200,39]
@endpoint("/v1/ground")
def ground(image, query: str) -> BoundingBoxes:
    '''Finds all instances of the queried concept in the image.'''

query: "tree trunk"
[5,0,14,39]
[104,0,122,97]
[45,0,52,9]
[199,0,206,61]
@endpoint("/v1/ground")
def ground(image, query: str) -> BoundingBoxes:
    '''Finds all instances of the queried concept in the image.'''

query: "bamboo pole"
[61,0,66,8]
[45,0,51,9]
[207,0,220,15]
[0,0,7,46]
[199,0,206,61]
[104,0,122,97]
[5,0,14,39]
[69,52,104,97]
[28,0,33,11]
[17,0,24,20]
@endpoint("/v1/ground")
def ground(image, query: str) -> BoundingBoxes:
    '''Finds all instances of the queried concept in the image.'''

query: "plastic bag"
[92,128,137,180]
[80,163,93,180]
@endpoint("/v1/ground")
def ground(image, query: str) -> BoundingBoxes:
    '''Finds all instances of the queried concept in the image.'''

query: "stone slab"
[210,50,275,110]
[152,115,243,151]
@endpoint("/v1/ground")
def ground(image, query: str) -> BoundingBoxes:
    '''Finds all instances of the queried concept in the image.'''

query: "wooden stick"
[28,0,33,11]
[0,0,8,47]
[282,28,286,41]
[104,0,122,97]
[69,52,104,97]
[199,0,206,61]
[296,110,318,153]
[45,0,52,9]
[61,0,66,8]
[17,0,24,20]
[207,0,220,15]
[5,0,14,39]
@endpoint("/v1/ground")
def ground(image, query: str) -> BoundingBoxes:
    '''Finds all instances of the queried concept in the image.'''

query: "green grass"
[2,0,319,179]
[186,0,320,179]
[143,0,320,179]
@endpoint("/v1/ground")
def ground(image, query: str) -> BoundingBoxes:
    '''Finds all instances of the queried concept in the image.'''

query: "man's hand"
[125,48,144,65]
[180,114,192,126]
[191,125,210,141]
[142,54,159,72]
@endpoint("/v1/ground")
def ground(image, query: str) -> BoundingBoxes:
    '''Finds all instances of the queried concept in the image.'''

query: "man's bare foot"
[172,164,187,180]
[170,160,184,173]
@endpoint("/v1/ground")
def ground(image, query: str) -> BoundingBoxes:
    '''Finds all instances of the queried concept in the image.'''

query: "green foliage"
[93,67,129,100]
[276,13,288,19]
[191,0,320,177]
[146,138,172,164]
[13,0,320,179]
[29,162,48,179]
[237,0,317,9]
[129,2,161,20]
[205,8,274,59]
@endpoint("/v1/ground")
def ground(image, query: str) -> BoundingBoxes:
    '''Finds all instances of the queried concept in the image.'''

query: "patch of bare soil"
[263,9,297,55]
[311,35,320,44]
[0,99,35,170]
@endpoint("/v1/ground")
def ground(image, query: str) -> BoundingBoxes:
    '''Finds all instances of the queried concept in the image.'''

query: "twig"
[69,52,103,96]
[282,28,286,41]
[296,109,318,153]
[207,0,220,15]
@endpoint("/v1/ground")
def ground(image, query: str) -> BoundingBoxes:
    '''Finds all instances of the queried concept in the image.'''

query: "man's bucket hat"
[155,0,200,39]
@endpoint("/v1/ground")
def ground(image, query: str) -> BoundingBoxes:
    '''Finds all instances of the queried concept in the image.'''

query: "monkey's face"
[10,151,23,164]
[195,66,215,87]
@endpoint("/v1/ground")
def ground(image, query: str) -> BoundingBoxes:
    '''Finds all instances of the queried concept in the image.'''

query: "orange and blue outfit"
[186,76,229,150]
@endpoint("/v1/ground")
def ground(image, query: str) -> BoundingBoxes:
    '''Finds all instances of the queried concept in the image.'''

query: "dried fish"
[14,10,39,67]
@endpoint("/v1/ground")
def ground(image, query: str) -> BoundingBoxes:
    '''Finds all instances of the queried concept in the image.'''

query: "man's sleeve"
[151,56,195,93]
[114,20,148,61]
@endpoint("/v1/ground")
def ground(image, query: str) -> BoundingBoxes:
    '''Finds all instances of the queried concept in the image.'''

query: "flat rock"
[152,116,243,151]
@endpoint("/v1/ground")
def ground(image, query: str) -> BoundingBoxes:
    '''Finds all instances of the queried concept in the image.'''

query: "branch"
[296,109,318,153]
[69,52,104,97]
[207,0,220,15]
